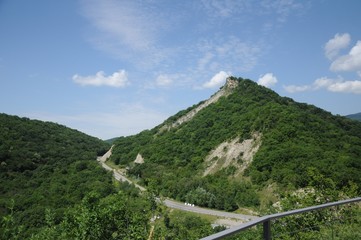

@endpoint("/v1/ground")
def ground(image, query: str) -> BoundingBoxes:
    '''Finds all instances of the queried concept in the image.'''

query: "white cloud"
[324,33,351,60]
[330,41,361,72]
[195,36,262,76]
[257,73,278,87]
[80,1,267,86]
[283,85,310,93]
[284,77,361,94]
[197,52,215,72]
[202,71,230,88]
[286,34,361,95]
[261,0,304,23]
[201,0,304,22]
[81,0,159,52]
[313,77,335,89]
[201,0,247,18]
[327,80,361,94]
[72,70,129,87]
[80,0,172,69]
[155,74,173,87]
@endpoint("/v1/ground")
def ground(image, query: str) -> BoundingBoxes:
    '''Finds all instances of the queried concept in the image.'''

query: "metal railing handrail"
[200,197,361,240]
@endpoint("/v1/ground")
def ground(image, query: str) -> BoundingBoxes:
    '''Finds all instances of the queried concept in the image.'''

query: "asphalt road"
[97,151,258,221]
[161,199,258,221]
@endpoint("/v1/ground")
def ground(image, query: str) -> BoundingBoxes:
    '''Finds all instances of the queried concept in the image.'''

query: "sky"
[1,0,361,140]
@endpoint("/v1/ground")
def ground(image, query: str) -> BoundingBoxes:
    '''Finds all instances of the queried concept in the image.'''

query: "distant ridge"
[346,112,361,121]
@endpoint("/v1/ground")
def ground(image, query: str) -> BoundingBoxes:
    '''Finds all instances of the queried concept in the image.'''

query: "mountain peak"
[111,76,361,211]
[159,76,240,132]
[225,76,239,89]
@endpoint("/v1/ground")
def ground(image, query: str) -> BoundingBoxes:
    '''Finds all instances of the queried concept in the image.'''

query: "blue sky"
[1,0,361,139]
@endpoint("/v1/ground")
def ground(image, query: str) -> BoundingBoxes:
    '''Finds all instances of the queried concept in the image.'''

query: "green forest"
[1,77,361,239]
[0,114,222,239]
[110,77,361,210]
[0,114,112,237]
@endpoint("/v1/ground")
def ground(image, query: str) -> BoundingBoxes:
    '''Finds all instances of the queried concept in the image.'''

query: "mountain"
[346,112,361,121]
[1,77,360,239]
[0,113,112,237]
[105,136,120,144]
[110,77,361,211]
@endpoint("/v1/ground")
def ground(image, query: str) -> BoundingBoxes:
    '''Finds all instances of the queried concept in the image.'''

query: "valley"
[97,146,258,227]
[1,77,361,239]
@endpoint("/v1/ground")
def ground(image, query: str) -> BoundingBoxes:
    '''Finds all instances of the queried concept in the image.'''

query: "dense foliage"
[2,176,218,240]
[1,76,360,239]
[0,114,111,238]
[152,209,219,240]
[223,170,361,239]
[0,114,225,239]
[111,77,361,210]
[28,190,152,240]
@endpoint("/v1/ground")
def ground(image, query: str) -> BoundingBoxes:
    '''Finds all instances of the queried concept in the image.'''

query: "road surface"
[162,199,258,221]
[97,150,258,221]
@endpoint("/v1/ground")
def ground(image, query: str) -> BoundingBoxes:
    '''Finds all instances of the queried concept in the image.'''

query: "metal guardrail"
[201,197,361,240]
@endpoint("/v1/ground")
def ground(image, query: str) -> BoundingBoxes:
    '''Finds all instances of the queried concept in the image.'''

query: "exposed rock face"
[170,89,227,128]
[225,77,239,89]
[97,145,113,163]
[203,132,261,176]
[134,153,144,164]
[161,77,239,132]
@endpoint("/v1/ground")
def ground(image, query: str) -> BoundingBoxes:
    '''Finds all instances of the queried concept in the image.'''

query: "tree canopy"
[111,77,361,210]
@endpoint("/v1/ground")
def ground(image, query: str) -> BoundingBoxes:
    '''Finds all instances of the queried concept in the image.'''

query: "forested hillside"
[0,114,229,239]
[1,77,360,239]
[110,77,361,211]
[0,114,113,237]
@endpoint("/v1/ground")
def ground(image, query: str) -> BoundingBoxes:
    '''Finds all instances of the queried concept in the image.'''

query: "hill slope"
[110,77,361,210]
[0,113,112,237]
[346,112,361,121]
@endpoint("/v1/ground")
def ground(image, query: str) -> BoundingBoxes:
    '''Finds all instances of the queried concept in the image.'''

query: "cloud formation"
[202,71,230,88]
[324,33,350,60]
[155,74,173,87]
[330,41,361,72]
[284,77,361,94]
[257,73,278,87]
[80,1,283,84]
[79,1,307,90]
[326,79,361,94]
[286,34,361,95]
[73,70,129,87]
[81,0,159,52]
[196,36,262,76]
[283,85,310,93]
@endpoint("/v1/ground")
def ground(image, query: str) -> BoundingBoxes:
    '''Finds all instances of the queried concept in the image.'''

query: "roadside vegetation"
[1,76,361,239]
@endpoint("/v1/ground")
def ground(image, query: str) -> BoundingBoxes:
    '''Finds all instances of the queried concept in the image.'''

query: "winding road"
[97,147,258,222]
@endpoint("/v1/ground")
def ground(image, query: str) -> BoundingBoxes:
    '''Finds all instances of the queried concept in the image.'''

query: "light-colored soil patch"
[97,145,113,163]
[170,89,228,128]
[203,133,261,176]
[134,153,144,164]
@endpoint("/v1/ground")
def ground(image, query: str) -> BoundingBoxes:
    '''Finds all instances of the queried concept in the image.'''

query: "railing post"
[200,197,361,240]
[263,219,271,240]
